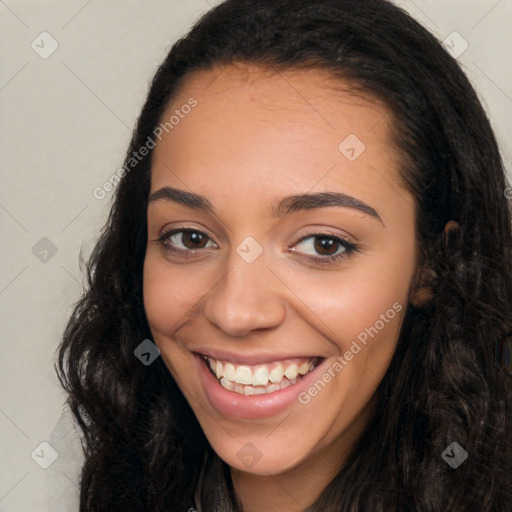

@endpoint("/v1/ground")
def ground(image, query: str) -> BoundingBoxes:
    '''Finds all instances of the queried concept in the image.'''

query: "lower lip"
[194,354,325,420]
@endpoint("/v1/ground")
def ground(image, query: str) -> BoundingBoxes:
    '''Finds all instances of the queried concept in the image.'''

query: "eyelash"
[155,227,359,266]
[291,230,358,266]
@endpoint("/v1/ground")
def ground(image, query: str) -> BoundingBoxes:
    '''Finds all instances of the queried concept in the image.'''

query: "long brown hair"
[57,0,512,510]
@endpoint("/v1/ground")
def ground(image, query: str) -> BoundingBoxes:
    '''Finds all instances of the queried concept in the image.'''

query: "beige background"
[0,0,511,510]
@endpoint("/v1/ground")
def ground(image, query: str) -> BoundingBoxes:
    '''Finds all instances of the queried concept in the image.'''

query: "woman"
[57,0,512,510]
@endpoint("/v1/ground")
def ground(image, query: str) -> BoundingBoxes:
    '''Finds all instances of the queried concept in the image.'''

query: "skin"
[143,64,419,512]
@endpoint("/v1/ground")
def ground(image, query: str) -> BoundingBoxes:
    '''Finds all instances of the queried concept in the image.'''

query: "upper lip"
[193,348,323,366]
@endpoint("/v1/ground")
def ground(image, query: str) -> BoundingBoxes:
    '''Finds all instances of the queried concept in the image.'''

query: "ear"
[409,220,460,307]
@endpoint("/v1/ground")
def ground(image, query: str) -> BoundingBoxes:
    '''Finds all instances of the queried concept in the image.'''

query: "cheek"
[143,255,199,386]
[143,252,207,335]
[293,264,410,341]
[288,253,412,379]
[143,259,179,335]
[335,263,412,381]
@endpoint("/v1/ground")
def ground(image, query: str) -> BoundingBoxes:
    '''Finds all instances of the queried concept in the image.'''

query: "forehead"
[177,63,385,117]
[150,64,409,222]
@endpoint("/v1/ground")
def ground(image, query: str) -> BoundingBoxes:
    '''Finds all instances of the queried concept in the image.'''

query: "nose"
[203,252,286,337]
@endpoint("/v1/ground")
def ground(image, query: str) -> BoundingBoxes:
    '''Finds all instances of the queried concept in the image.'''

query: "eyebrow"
[148,187,382,223]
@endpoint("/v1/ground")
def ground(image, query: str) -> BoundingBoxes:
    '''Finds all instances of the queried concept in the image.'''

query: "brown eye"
[290,232,358,267]
[294,234,350,258]
[157,228,216,253]
[180,231,209,249]
[313,236,340,256]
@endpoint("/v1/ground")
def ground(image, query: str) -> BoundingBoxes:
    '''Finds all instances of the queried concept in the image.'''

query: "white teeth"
[219,374,305,396]
[243,383,283,395]
[224,362,235,381]
[215,360,224,379]
[284,363,298,380]
[220,377,234,391]
[269,365,284,383]
[235,366,253,385]
[252,365,269,387]
[280,379,291,389]
[205,356,319,395]
[298,361,310,375]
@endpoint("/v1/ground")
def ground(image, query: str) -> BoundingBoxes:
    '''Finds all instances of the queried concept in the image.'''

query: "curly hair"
[57,0,512,510]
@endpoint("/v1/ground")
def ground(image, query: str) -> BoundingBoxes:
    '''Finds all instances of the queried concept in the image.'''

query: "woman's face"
[143,65,417,477]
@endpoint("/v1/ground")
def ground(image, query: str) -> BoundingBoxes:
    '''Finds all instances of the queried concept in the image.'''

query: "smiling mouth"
[199,354,323,396]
